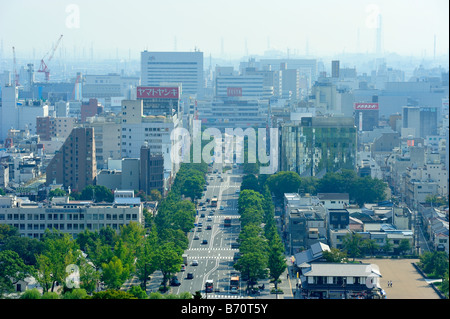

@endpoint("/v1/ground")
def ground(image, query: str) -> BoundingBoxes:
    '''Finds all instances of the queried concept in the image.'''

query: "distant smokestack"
[376,14,382,56]
[434,34,436,60]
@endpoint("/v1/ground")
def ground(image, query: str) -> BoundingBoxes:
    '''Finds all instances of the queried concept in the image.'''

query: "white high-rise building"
[0,85,48,141]
[140,51,203,97]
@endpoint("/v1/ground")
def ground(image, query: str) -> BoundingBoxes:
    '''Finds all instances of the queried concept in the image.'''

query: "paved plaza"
[359,258,441,299]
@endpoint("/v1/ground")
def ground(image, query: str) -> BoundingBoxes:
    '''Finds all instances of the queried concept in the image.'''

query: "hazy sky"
[1,0,448,60]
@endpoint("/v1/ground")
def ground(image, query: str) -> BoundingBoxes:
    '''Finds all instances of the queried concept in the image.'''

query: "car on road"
[194,235,199,240]
[200,213,205,217]
[202,239,208,244]
[206,225,212,230]
[192,260,198,266]
[201,207,206,211]
[207,217,212,222]
[187,273,194,279]
[170,276,181,286]
[209,211,214,216]
[220,206,224,210]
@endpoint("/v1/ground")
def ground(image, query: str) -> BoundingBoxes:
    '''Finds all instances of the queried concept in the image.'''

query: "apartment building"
[45,127,97,192]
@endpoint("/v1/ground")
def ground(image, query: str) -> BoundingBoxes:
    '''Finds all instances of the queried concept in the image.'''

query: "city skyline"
[0,0,449,61]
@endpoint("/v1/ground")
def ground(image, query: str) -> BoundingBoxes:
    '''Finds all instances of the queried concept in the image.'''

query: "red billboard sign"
[137,87,179,99]
[354,102,379,110]
[227,87,242,97]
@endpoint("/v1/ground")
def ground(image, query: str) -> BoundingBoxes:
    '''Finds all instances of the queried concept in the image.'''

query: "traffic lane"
[175,256,217,294]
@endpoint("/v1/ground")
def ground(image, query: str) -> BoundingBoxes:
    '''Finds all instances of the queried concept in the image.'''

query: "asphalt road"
[172,163,244,298]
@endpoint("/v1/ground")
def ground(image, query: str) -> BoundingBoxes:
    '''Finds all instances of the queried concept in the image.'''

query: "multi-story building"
[283,193,327,254]
[259,58,317,93]
[214,73,266,99]
[140,51,203,97]
[354,102,379,131]
[120,97,183,184]
[0,194,142,239]
[1,85,49,142]
[402,106,438,139]
[82,73,140,104]
[45,127,97,192]
[280,116,357,177]
[83,115,122,169]
[36,116,75,141]
[140,145,164,196]
[198,98,268,130]
[81,98,104,122]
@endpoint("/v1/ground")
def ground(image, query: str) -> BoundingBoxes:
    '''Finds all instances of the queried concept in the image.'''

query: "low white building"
[0,194,143,239]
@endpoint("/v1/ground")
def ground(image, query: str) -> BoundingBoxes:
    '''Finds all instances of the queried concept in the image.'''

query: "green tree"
[419,251,449,278]
[101,256,130,290]
[0,224,19,244]
[0,250,35,297]
[234,251,268,291]
[267,236,287,292]
[149,189,162,202]
[80,185,114,202]
[240,174,261,193]
[361,239,379,257]
[153,242,183,289]
[90,289,137,299]
[128,285,148,299]
[395,239,411,256]
[48,188,67,199]
[342,232,363,261]
[42,291,59,299]
[181,175,204,200]
[77,255,100,294]
[322,248,348,263]
[20,288,41,299]
[3,235,44,266]
[35,254,53,293]
[39,230,80,292]
[63,288,88,299]
[266,171,302,201]
[382,238,393,255]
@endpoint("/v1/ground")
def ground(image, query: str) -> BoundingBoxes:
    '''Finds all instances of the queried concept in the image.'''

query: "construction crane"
[12,46,19,86]
[38,34,63,82]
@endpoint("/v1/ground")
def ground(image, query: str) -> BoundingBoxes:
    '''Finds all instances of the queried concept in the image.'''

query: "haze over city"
[1,0,449,60]
[0,0,448,307]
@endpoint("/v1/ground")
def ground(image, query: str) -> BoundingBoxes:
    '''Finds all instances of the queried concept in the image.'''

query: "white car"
[192,260,199,266]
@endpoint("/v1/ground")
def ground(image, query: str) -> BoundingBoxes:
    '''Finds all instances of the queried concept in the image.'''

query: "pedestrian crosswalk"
[189,256,234,260]
[202,294,245,299]
[188,247,238,251]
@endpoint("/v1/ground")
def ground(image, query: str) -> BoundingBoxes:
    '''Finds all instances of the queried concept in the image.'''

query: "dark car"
[187,273,194,279]
[202,239,208,245]
[170,276,181,286]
